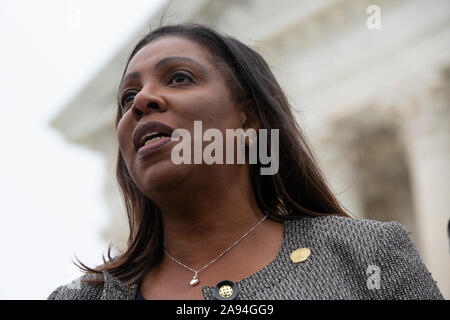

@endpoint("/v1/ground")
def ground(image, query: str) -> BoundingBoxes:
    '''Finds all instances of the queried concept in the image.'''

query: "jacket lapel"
[100,270,138,300]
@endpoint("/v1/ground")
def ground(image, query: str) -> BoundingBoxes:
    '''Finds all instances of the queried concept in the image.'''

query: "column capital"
[395,69,448,115]
[389,69,449,138]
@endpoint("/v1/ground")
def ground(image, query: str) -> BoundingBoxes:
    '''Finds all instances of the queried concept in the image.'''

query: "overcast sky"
[0,0,165,299]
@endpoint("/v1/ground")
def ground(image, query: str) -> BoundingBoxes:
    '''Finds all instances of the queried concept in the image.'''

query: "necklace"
[164,215,268,287]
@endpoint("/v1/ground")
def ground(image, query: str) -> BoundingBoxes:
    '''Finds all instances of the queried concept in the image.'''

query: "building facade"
[51,0,450,297]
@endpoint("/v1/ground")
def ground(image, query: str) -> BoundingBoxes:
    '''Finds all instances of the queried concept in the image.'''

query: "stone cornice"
[50,0,211,147]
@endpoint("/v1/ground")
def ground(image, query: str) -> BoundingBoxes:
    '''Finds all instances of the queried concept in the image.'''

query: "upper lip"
[132,120,174,152]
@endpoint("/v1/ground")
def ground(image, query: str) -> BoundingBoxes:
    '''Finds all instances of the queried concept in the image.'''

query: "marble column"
[308,119,366,219]
[394,72,450,298]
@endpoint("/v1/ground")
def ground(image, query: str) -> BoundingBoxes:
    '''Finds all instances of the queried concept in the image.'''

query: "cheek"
[116,115,134,156]
[180,92,239,129]
[205,105,242,131]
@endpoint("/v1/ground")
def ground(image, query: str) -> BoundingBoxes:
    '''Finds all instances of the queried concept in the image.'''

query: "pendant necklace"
[164,215,268,287]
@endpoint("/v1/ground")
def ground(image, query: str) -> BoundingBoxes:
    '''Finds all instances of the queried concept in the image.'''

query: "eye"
[168,72,194,85]
[121,90,138,110]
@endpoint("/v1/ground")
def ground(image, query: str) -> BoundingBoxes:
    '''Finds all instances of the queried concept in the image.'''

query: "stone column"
[394,71,450,298]
[307,119,366,219]
[88,123,130,253]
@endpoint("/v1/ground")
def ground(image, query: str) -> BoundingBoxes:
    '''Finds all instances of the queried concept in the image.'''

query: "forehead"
[125,36,213,74]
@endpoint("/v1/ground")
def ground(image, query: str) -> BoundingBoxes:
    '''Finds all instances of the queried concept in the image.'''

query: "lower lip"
[137,137,172,158]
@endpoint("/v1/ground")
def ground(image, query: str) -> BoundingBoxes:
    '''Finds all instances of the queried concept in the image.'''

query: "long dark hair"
[76,23,352,285]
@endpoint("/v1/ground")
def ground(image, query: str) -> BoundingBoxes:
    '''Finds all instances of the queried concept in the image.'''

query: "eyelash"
[120,72,194,110]
[168,71,194,86]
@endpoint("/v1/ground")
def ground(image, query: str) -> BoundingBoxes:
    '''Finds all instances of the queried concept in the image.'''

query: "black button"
[213,280,239,300]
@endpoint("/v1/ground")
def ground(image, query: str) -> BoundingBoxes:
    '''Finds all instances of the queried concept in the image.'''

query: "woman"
[48,23,443,300]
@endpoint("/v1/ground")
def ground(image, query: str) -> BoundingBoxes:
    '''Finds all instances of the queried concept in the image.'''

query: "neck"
[150,165,266,267]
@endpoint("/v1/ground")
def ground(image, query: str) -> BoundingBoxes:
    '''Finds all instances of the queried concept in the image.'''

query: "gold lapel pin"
[290,248,311,263]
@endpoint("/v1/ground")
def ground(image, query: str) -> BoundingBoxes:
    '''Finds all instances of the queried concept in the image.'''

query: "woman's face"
[117,36,247,198]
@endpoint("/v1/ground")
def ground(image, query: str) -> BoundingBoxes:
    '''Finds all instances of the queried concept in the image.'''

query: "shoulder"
[47,272,104,300]
[283,215,444,299]
[285,214,399,234]
[284,215,401,252]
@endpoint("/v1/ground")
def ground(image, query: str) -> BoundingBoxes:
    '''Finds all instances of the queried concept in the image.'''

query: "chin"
[137,161,191,196]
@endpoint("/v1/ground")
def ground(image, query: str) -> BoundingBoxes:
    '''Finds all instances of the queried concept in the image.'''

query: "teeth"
[144,136,163,145]
[141,132,163,146]
[141,132,158,141]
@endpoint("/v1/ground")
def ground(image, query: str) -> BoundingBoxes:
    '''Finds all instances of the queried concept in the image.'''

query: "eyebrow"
[119,72,140,92]
[119,56,207,91]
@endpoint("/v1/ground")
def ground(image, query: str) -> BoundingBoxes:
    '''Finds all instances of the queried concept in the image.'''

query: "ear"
[238,99,261,131]
[237,99,260,147]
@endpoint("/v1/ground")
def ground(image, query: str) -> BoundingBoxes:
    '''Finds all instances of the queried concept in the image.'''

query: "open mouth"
[132,121,174,153]
[139,132,171,148]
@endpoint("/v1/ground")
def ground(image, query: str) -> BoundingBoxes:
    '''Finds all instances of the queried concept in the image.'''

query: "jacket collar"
[100,270,138,300]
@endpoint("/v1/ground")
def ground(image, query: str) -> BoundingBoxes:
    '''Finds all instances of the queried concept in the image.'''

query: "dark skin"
[117,36,283,300]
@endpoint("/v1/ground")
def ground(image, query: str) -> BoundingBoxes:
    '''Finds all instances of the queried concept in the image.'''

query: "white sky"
[0,0,165,299]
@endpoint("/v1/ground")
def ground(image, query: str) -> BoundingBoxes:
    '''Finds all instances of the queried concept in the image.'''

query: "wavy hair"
[76,23,352,285]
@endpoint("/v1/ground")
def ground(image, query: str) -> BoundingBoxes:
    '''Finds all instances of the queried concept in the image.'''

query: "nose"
[131,87,167,120]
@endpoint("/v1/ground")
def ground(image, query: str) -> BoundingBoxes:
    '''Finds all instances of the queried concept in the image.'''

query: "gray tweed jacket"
[47,215,444,300]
